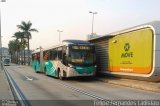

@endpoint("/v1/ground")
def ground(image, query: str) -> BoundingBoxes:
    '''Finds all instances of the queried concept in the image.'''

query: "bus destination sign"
[71,46,91,50]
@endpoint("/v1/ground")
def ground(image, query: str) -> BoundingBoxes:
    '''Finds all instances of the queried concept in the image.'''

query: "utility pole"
[57,30,63,42]
[89,11,98,39]
[0,0,6,70]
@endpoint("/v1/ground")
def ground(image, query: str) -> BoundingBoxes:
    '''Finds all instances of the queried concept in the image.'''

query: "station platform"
[96,75,160,92]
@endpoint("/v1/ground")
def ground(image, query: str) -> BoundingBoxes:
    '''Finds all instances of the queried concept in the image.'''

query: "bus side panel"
[32,60,40,72]
[35,61,40,72]
[31,61,35,69]
[44,60,57,77]
[108,28,153,74]
[32,61,37,70]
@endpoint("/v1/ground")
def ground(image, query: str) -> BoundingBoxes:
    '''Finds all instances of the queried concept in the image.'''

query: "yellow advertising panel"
[108,28,153,74]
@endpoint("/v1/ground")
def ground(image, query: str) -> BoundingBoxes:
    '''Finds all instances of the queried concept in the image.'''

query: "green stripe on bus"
[75,66,95,74]
[45,60,57,77]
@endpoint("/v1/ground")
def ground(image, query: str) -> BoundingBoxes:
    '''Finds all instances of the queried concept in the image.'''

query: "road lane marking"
[25,76,33,81]
[57,81,119,106]
[58,81,106,101]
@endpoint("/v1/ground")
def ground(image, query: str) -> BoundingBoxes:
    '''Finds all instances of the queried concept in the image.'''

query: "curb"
[0,69,14,100]
[96,78,160,92]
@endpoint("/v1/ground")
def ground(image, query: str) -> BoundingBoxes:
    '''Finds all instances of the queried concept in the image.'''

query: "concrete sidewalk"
[0,69,14,100]
[96,75,160,92]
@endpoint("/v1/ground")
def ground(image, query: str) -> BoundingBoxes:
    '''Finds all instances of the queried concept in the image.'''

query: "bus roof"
[32,39,94,54]
[63,40,92,44]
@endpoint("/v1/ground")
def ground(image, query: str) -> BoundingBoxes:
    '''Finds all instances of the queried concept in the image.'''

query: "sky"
[1,0,160,50]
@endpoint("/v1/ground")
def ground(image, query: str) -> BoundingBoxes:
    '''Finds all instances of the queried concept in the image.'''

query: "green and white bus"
[31,40,96,80]
[3,58,10,66]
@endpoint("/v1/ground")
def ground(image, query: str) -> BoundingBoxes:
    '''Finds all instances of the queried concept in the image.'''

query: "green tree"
[8,39,20,64]
[21,39,27,65]
[13,31,27,64]
[8,40,16,63]
[17,21,38,65]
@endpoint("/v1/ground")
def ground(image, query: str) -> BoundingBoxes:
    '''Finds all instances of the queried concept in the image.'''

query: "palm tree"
[8,40,16,63]
[21,39,27,65]
[13,31,27,65]
[17,21,38,65]
[8,39,20,64]
[15,39,20,64]
[13,31,23,63]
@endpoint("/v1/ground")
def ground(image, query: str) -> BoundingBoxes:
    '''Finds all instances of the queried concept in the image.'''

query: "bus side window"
[37,53,40,63]
[62,46,68,66]
[43,51,49,60]
[50,50,52,60]
[52,49,57,60]
[58,47,62,60]
[47,51,50,60]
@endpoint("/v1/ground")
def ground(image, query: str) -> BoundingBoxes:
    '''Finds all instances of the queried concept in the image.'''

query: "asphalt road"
[4,64,160,106]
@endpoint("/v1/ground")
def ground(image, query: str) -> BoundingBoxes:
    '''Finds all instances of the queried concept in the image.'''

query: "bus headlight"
[68,64,75,68]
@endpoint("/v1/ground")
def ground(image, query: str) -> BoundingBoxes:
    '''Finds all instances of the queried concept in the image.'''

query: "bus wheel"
[58,70,64,80]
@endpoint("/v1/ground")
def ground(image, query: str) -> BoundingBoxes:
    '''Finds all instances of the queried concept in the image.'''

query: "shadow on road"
[65,76,97,83]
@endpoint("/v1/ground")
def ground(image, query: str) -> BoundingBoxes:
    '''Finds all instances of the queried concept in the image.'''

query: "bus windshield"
[3,58,10,65]
[69,45,95,67]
